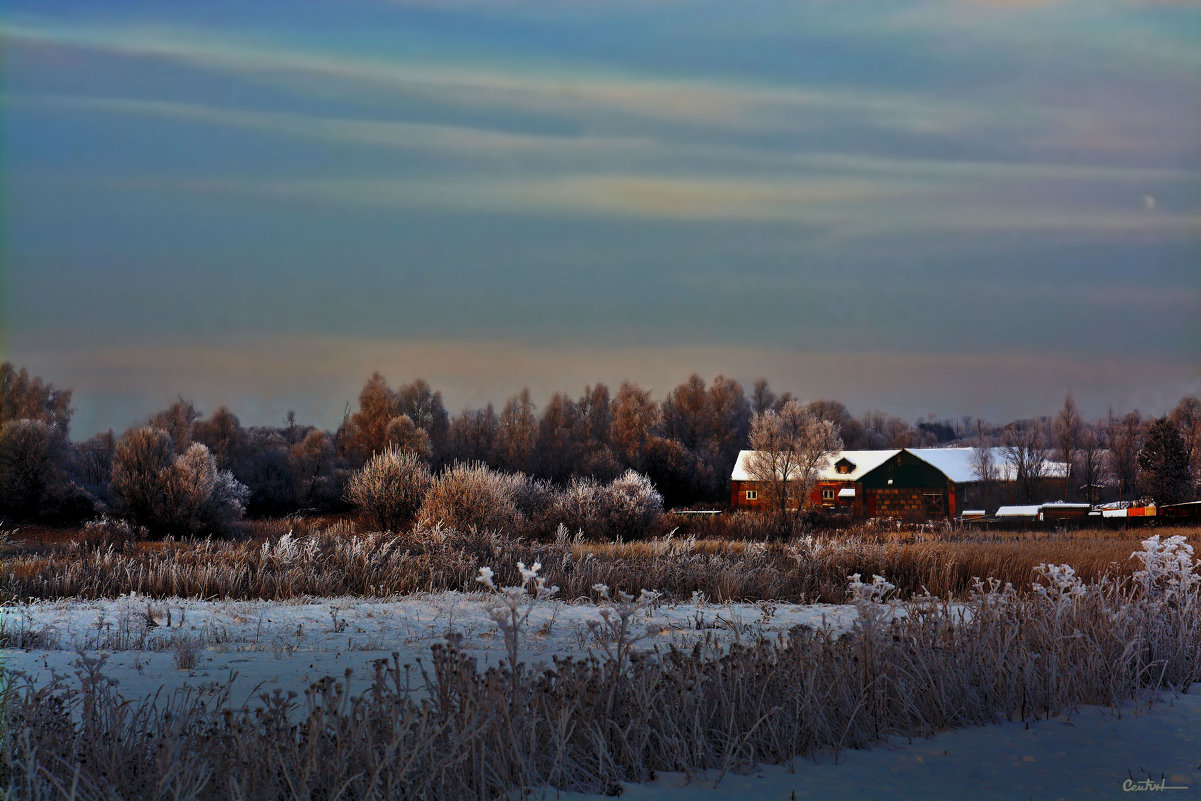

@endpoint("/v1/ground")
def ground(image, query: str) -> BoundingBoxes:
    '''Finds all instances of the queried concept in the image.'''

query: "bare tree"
[750,379,776,415]
[1107,412,1144,501]
[149,397,200,454]
[1076,425,1105,504]
[610,382,659,470]
[1053,394,1082,501]
[1002,423,1048,503]
[495,389,537,474]
[289,429,338,509]
[384,414,432,461]
[746,400,842,537]
[338,373,400,464]
[397,379,450,467]
[192,406,247,472]
[969,421,999,511]
[535,392,581,483]
[449,405,498,465]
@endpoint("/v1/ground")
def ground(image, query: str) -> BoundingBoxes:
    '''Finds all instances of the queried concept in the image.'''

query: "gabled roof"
[733,446,1069,484]
[731,449,898,482]
[907,447,1009,482]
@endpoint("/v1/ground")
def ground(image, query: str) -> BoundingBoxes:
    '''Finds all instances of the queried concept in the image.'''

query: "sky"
[2,0,1199,438]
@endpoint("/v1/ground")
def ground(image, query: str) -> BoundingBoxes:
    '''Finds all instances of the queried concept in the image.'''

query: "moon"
[1143,194,1156,211]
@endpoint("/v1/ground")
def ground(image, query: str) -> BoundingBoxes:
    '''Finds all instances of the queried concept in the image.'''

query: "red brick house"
[731,447,1069,520]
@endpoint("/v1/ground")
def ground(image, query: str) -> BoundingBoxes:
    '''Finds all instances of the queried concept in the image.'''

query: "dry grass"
[1,543,1197,801]
[1,522,1197,603]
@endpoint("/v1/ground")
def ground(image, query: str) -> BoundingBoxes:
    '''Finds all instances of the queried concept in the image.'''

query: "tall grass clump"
[1,536,1198,800]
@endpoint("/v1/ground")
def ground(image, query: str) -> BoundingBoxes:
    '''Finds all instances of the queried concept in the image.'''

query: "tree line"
[0,362,1198,534]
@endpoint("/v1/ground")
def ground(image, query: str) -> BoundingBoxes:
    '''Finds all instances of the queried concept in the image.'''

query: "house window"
[822,488,835,501]
[745,490,758,500]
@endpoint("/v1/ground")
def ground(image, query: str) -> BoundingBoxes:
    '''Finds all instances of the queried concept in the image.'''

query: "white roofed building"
[730,447,1070,519]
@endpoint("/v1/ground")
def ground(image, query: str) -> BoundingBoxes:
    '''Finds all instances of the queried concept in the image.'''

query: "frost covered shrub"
[605,470,664,539]
[557,470,663,539]
[494,471,560,540]
[1131,534,1199,599]
[417,461,520,534]
[77,516,146,551]
[110,428,249,537]
[345,446,432,531]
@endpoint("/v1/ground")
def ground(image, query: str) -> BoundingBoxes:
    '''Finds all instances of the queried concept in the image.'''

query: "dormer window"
[834,458,855,475]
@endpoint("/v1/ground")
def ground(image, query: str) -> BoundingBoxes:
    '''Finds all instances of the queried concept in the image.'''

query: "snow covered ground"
[563,688,1201,801]
[2,591,1197,799]
[0,591,870,706]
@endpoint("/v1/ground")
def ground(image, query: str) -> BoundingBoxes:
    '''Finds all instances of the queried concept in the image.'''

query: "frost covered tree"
[110,427,248,537]
[345,446,432,531]
[1138,418,1191,505]
[0,362,72,434]
[746,400,842,536]
[170,443,251,536]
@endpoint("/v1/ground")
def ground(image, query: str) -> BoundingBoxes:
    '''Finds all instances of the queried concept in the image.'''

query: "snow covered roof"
[908,448,1005,482]
[733,447,1069,485]
[908,447,1068,482]
[996,505,1041,517]
[731,449,898,482]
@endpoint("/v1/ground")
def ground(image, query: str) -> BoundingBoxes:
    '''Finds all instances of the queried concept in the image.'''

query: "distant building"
[730,447,1069,519]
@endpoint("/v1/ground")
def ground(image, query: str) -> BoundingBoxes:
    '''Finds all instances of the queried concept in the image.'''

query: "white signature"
[1123,777,1189,792]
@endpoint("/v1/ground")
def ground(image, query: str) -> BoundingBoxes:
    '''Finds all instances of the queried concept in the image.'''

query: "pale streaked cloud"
[17,94,657,158]
[2,19,981,136]
[3,2,1198,431]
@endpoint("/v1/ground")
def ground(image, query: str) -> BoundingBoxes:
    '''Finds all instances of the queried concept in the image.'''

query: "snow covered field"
[5,592,1195,800]
[564,689,1201,801]
[0,591,871,706]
